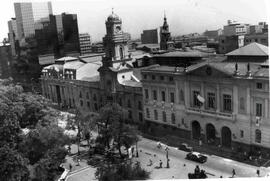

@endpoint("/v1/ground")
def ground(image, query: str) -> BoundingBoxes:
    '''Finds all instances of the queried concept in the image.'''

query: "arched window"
[154,110,158,120]
[240,97,245,110]
[119,46,124,59]
[255,129,261,143]
[171,113,175,124]
[93,94,97,101]
[162,111,166,122]
[79,91,82,98]
[86,92,89,99]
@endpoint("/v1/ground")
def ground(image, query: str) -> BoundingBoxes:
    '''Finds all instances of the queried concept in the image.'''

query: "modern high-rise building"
[14,2,53,43]
[8,18,19,56]
[79,33,91,55]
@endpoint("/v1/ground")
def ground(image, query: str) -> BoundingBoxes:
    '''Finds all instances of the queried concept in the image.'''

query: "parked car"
[178,143,193,152]
[186,152,207,163]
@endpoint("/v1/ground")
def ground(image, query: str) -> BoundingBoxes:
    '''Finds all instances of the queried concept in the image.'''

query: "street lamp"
[135,139,139,157]
[165,146,170,168]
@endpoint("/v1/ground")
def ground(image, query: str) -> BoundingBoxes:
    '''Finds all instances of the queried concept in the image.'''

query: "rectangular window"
[87,101,90,108]
[138,101,142,110]
[154,110,158,120]
[256,103,262,117]
[207,92,215,109]
[162,111,166,122]
[128,110,132,119]
[161,91,166,102]
[127,100,131,108]
[146,108,150,118]
[153,90,157,100]
[143,74,147,79]
[139,112,143,122]
[169,76,174,81]
[223,94,232,112]
[80,100,83,107]
[193,91,200,107]
[152,75,155,80]
[256,83,262,89]
[144,89,149,99]
[160,76,164,81]
[170,92,175,103]
[240,130,244,138]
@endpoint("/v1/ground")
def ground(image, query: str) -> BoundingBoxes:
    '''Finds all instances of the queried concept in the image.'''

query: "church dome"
[107,11,120,21]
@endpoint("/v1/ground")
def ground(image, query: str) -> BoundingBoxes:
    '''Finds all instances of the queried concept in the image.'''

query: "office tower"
[14,2,53,43]
[79,33,91,55]
[8,18,19,56]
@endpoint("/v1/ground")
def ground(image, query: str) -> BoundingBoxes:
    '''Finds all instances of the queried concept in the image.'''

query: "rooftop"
[226,42,268,56]
[154,51,206,58]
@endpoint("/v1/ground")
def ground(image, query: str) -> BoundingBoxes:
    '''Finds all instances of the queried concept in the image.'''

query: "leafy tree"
[0,145,29,181]
[34,147,67,181]
[95,103,139,157]
[19,124,70,164]
[66,109,97,151]
[95,159,150,181]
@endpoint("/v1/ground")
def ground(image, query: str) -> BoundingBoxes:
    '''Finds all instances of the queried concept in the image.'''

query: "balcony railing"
[186,107,235,121]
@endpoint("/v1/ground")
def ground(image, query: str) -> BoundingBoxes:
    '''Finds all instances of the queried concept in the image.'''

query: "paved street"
[135,137,270,179]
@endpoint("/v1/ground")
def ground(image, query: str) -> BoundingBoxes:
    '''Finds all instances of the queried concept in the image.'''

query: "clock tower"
[160,14,174,51]
[102,10,131,69]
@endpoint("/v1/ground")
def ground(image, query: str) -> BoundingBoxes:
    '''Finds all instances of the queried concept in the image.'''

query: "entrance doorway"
[192,121,201,140]
[206,123,216,144]
[221,126,232,147]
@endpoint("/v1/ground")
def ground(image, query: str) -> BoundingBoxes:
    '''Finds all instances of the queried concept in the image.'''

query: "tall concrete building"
[141,29,160,44]
[7,18,19,56]
[14,2,53,43]
[79,33,91,55]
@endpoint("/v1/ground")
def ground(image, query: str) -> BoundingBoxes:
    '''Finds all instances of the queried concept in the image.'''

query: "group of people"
[188,165,207,179]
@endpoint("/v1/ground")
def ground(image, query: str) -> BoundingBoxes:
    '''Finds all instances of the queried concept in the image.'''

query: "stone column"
[246,87,251,115]
[233,85,238,114]
[201,82,205,110]
[184,80,189,108]
[216,84,220,112]
[265,99,268,118]
[175,80,180,104]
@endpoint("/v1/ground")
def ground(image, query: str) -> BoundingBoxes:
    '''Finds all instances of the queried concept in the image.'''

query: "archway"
[192,121,201,140]
[221,126,232,147]
[206,123,216,144]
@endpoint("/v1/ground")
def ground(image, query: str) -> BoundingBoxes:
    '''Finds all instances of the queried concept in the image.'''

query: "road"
[136,137,270,179]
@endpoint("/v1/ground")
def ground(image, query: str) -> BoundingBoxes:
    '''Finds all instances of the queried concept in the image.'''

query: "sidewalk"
[142,133,270,168]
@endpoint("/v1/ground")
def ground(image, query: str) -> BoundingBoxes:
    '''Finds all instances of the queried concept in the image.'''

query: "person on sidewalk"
[195,165,200,175]
[232,169,236,177]
[148,159,153,166]
[69,163,72,171]
[159,160,163,168]
[257,169,260,177]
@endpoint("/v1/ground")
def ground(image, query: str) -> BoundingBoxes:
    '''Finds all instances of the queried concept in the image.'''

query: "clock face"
[115,25,121,33]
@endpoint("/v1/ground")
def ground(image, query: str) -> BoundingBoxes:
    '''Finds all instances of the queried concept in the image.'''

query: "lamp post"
[136,139,139,157]
[165,146,170,168]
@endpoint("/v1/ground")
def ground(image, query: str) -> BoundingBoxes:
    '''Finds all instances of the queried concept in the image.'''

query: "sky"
[0,0,269,42]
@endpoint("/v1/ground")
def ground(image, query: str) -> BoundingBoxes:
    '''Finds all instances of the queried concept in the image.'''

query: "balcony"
[186,107,236,122]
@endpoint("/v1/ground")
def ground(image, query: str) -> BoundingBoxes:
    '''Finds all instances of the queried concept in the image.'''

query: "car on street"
[186,152,207,163]
[178,143,193,152]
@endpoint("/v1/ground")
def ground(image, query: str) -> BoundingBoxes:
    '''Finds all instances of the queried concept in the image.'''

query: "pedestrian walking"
[232,169,236,177]
[69,163,72,171]
[77,158,81,166]
[159,160,163,168]
[68,145,71,154]
[131,146,134,156]
[257,169,260,177]
[195,165,200,175]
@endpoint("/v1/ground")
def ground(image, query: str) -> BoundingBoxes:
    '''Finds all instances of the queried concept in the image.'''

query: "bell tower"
[160,13,174,51]
[102,10,130,69]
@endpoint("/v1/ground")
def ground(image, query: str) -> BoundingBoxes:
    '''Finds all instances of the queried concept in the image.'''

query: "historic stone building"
[141,43,269,154]
[40,11,148,123]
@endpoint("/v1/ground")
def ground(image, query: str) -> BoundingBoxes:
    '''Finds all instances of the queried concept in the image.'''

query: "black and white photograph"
[0,0,269,180]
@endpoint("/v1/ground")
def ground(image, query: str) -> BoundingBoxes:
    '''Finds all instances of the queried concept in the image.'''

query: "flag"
[197,94,205,103]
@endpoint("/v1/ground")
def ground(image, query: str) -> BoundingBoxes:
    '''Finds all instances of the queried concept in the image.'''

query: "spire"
[162,11,168,30]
